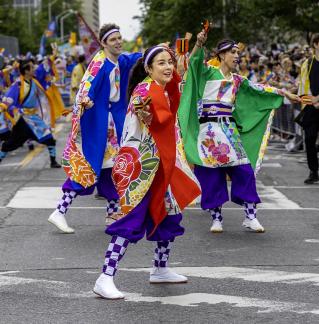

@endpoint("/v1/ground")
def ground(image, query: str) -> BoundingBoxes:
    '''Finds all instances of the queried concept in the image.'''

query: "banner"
[39,19,57,55]
[77,13,100,63]
[45,20,57,38]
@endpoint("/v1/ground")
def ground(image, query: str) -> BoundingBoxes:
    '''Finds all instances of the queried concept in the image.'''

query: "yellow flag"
[69,32,77,46]
[136,36,143,47]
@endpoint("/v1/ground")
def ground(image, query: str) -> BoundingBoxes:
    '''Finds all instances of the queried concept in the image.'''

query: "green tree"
[138,0,223,49]
[0,0,82,54]
[137,0,319,49]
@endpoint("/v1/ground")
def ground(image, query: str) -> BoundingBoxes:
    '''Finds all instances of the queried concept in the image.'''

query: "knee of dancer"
[105,226,145,244]
[2,141,22,152]
[46,138,56,146]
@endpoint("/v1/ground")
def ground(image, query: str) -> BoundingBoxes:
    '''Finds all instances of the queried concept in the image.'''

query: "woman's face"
[148,51,174,86]
[220,47,240,71]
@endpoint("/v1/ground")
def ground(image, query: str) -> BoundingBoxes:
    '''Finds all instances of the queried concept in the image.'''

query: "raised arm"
[190,29,207,58]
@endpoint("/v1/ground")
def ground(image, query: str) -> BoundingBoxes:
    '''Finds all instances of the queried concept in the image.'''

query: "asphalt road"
[1,119,319,324]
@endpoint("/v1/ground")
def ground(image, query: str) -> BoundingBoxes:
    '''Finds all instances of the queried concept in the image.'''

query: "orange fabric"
[170,167,201,211]
[147,71,201,236]
[207,57,220,67]
[46,84,65,127]
[18,76,25,105]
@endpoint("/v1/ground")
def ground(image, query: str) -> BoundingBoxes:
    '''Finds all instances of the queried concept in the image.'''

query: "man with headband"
[48,24,141,233]
[179,29,300,234]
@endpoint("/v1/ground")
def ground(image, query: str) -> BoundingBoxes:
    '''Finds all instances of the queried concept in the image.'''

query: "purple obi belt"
[199,103,234,124]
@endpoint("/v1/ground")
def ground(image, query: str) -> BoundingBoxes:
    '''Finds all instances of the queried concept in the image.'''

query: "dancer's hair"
[78,55,86,63]
[215,39,237,61]
[127,46,167,99]
[19,59,33,75]
[99,23,120,43]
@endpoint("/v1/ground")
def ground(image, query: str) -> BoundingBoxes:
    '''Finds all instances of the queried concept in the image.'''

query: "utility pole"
[48,0,58,22]
[27,0,32,34]
[59,9,75,42]
[222,0,227,36]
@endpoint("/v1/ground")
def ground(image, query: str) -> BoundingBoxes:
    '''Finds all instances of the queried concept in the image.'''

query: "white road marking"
[275,186,319,189]
[261,163,282,168]
[186,207,319,211]
[0,272,67,287]
[7,187,62,208]
[122,267,319,286]
[257,185,300,209]
[1,270,319,314]
[305,239,319,243]
[265,154,304,161]
[0,163,21,167]
[86,271,99,274]
[124,292,319,315]
[0,271,20,275]
[6,184,302,210]
[0,272,92,299]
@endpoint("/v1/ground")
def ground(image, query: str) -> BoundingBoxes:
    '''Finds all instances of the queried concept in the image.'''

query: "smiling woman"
[178,28,300,235]
[93,45,201,300]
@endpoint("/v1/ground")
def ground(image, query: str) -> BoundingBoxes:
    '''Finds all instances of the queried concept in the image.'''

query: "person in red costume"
[93,45,201,300]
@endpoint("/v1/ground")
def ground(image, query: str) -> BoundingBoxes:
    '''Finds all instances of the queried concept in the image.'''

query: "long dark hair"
[127,46,167,99]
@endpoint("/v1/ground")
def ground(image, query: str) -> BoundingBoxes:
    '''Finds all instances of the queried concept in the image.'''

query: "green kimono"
[178,48,284,172]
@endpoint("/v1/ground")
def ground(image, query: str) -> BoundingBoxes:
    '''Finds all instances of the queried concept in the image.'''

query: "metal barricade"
[271,103,304,152]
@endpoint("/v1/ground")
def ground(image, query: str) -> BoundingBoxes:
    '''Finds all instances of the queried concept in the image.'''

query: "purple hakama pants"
[194,163,261,210]
[106,191,184,243]
[62,168,119,201]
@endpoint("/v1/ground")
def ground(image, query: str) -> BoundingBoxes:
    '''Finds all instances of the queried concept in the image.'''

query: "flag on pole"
[77,13,100,63]
[39,19,57,55]
[69,32,77,46]
[39,35,46,56]
[45,19,57,38]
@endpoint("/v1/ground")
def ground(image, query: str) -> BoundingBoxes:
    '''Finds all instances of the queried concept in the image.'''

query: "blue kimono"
[62,50,142,189]
[1,76,53,142]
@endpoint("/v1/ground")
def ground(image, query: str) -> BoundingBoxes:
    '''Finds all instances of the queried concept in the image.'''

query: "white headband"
[218,43,239,53]
[144,46,166,68]
[101,29,120,43]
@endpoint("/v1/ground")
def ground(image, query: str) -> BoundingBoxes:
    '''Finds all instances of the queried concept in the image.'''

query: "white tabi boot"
[48,210,75,234]
[93,273,124,299]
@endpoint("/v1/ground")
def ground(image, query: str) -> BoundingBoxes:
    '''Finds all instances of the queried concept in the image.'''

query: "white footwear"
[150,267,188,284]
[93,273,124,299]
[210,220,223,233]
[48,210,75,234]
[105,216,116,226]
[242,218,265,233]
[105,211,124,226]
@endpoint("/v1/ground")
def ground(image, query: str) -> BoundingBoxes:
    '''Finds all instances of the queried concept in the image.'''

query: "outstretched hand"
[284,92,301,103]
[196,29,207,47]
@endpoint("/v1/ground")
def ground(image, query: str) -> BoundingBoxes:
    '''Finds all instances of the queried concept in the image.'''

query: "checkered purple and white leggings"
[153,241,171,268]
[103,235,129,276]
[56,190,77,215]
[106,199,119,217]
[210,203,257,221]
[210,207,223,222]
[244,202,257,220]
[102,237,173,276]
